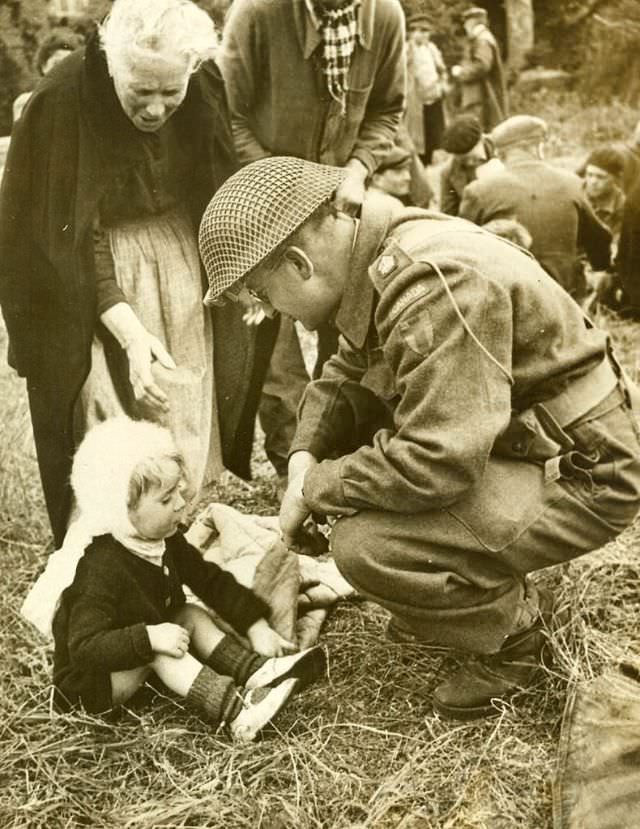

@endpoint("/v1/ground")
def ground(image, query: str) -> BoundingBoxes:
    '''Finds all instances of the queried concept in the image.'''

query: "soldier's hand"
[279,471,312,549]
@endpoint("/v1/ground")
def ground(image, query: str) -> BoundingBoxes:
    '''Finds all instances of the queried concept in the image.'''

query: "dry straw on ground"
[2,94,640,829]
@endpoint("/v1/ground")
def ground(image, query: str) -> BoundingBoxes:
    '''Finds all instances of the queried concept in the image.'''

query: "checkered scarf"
[309,0,361,115]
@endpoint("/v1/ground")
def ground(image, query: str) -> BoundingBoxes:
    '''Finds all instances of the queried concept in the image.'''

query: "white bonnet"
[71,416,178,537]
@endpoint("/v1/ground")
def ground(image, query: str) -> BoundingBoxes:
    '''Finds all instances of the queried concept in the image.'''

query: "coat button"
[512,441,526,454]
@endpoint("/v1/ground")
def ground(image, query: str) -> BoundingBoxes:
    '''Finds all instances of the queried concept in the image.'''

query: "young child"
[52,417,326,741]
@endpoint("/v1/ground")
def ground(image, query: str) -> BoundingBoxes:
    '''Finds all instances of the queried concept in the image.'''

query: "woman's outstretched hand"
[100,301,176,416]
[125,330,176,415]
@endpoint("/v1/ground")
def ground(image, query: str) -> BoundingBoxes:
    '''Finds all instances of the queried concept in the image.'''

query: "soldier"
[198,156,640,720]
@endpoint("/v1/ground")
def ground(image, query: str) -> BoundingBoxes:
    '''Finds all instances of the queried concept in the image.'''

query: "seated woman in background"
[0,0,256,547]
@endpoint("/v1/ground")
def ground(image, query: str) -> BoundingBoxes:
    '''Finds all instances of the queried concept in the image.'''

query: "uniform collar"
[297,0,374,59]
[334,192,397,349]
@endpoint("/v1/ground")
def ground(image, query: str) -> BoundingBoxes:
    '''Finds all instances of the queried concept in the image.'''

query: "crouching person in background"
[51,417,326,741]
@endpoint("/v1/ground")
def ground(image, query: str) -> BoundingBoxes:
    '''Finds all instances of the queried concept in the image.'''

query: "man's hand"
[335,158,368,215]
[450,64,462,79]
[279,470,312,549]
[247,618,295,656]
[147,623,190,658]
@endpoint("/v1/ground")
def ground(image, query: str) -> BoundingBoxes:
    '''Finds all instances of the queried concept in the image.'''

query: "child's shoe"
[244,645,327,692]
[230,677,298,742]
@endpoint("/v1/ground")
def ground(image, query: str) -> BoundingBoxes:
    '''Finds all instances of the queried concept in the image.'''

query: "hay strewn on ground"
[2,94,640,829]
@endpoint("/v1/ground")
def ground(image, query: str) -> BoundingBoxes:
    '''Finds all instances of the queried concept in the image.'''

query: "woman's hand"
[247,618,295,657]
[100,302,176,416]
[147,623,190,658]
[125,330,175,415]
[242,298,267,326]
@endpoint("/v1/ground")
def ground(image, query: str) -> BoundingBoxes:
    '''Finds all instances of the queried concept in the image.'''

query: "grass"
[2,91,640,828]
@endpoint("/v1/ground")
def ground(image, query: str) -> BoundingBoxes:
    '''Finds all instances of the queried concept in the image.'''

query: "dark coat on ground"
[0,35,259,546]
[459,160,612,296]
[52,531,269,713]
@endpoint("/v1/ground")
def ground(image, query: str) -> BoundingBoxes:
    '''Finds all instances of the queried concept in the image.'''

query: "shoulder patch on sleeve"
[389,280,431,321]
[368,241,414,290]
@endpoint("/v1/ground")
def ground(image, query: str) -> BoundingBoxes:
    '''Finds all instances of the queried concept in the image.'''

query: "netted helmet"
[200,156,347,304]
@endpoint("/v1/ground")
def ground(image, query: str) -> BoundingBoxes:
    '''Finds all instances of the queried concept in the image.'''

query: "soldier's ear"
[283,246,314,281]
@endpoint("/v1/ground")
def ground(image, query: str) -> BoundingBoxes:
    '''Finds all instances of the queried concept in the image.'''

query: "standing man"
[451,6,507,132]
[218,0,406,486]
[199,156,640,720]
[460,115,612,301]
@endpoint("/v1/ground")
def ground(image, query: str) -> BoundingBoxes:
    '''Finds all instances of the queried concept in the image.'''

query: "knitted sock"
[206,635,267,686]
[185,665,243,725]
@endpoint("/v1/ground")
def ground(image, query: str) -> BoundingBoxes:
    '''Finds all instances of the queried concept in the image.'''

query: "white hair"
[99,0,218,77]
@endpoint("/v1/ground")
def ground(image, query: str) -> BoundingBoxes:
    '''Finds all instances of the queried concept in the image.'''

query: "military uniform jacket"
[290,195,608,527]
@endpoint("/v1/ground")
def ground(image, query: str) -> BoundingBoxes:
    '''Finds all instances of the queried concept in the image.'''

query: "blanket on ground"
[21,502,355,647]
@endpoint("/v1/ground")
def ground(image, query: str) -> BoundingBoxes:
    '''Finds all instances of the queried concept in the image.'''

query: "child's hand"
[147,623,190,658]
[247,618,295,657]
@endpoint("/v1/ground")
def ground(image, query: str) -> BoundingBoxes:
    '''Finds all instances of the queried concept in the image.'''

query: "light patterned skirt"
[75,208,223,494]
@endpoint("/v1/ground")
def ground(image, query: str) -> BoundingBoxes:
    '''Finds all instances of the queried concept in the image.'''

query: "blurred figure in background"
[460,115,611,303]
[404,12,448,166]
[370,138,434,208]
[438,114,499,215]
[482,218,532,249]
[12,27,85,124]
[450,7,507,132]
[581,147,626,243]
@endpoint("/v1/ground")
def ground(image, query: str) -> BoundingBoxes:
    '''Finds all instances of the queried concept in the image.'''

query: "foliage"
[533,0,640,105]
[0,0,49,134]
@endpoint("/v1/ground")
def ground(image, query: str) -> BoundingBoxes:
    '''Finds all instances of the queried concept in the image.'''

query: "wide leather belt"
[494,358,623,465]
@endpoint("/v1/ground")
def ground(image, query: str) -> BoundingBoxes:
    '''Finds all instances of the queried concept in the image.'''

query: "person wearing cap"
[404,12,448,166]
[369,140,433,208]
[218,0,407,489]
[198,155,640,720]
[459,115,612,301]
[450,7,507,132]
[580,147,626,241]
[438,114,500,215]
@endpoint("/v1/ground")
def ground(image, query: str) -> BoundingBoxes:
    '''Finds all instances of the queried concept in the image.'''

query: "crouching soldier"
[198,157,640,720]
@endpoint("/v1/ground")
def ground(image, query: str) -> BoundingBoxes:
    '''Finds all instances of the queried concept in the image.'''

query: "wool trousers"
[331,390,640,654]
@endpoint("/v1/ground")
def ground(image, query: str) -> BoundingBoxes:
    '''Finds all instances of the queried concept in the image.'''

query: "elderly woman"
[0,0,256,546]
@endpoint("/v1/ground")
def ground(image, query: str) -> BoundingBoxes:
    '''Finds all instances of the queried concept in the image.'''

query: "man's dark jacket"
[0,34,260,546]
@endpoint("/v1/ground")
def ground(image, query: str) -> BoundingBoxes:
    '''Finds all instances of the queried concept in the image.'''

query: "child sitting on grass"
[52,417,326,741]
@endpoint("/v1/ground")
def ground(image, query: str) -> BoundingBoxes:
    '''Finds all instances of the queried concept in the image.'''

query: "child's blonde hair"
[127,452,188,510]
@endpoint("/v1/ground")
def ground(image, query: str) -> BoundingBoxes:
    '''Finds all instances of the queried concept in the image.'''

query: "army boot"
[432,588,555,720]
